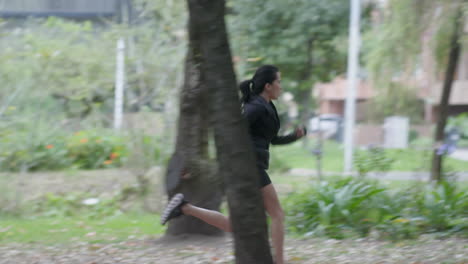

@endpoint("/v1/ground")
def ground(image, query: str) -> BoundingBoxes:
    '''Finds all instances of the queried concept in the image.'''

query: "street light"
[343,0,361,174]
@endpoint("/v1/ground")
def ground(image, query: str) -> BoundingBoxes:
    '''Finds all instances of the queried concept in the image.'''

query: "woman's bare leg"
[181,204,232,232]
[262,184,285,264]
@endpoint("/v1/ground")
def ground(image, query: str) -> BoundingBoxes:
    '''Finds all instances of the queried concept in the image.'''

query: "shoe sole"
[160,193,184,225]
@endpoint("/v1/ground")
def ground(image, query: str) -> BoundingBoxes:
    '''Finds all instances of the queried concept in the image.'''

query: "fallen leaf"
[289,256,303,261]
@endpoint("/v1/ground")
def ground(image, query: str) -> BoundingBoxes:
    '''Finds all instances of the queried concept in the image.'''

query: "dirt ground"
[0,234,466,264]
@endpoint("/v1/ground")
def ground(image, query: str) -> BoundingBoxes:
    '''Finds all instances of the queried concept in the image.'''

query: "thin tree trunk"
[299,38,314,148]
[430,11,463,182]
[186,0,274,263]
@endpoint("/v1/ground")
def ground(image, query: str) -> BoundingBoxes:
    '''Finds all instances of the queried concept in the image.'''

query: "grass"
[1,176,466,246]
[270,141,344,172]
[270,172,468,199]
[270,141,468,172]
[1,139,466,246]
[0,213,164,245]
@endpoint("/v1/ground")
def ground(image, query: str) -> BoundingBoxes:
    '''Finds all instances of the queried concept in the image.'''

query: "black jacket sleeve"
[271,132,298,145]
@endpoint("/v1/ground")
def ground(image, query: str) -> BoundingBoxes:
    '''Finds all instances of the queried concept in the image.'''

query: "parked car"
[308,114,343,142]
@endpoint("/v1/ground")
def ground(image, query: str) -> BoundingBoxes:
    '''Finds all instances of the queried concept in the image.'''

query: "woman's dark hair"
[239,65,279,103]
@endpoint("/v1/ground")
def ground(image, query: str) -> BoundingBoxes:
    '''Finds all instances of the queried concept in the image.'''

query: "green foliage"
[448,113,468,139]
[0,115,72,171]
[0,134,70,172]
[363,0,466,122]
[285,178,468,240]
[366,84,424,123]
[354,146,395,176]
[417,181,468,232]
[0,18,116,117]
[228,0,352,111]
[285,178,387,238]
[408,129,419,143]
[67,130,127,170]
[375,217,423,241]
[0,11,185,126]
[364,0,427,86]
[0,128,127,172]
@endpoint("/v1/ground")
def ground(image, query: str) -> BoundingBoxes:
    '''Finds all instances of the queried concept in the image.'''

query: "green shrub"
[285,178,467,240]
[285,178,389,238]
[0,126,72,172]
[354,146,395,176]
[375,217,423,241]
[0,129,127,172]
[417,181,468,232]
[67,130,127,169]
[408,129,419,142]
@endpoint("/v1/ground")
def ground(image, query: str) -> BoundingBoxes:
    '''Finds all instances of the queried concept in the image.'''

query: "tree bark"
[186,0,274,263]
[164,14,223,236]
[430,10,463,182]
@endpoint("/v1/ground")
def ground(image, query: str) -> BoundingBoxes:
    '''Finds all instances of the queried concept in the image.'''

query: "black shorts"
[258,167,272,188]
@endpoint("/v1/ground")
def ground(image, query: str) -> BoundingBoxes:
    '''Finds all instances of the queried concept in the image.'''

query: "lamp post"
[343,0,361,174]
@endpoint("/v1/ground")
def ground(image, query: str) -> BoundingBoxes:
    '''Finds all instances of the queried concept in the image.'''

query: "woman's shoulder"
[244,97,268,112]
[243,99,269,119]
[248,95,270,106]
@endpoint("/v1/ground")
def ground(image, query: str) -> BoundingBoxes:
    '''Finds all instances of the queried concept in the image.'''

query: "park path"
[450,148,468,161]
[0,235,466,264]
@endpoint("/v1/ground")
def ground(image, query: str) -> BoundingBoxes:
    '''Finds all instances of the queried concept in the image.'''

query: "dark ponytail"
[239,79,254,103]
[239,65,279,103]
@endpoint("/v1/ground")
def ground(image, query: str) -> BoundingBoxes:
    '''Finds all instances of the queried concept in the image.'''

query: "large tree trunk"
[187,0,274,263]
[430,11,463,182]
[164,19,223,236]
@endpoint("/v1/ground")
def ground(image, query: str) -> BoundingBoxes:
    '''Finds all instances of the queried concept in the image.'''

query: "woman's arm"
[271,127,306,145]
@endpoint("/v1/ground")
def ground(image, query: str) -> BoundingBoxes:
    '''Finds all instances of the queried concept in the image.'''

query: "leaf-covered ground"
[1,235,466,264]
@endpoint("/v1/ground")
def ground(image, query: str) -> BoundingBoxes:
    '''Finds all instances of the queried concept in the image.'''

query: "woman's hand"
[295,126,307,139]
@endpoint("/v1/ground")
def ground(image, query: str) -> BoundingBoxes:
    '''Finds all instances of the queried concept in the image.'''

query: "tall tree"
[430,9,464,182]
[229,0,351,134]
[164,7,222,235]
[364,0,467,182]
[165,0,274,262]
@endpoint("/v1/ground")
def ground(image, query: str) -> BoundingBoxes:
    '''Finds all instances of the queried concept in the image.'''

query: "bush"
[0,123,72,171]
[285,178,389,238]
[0,129,127,172]
[67,130,127,169]
[417,181,468,232]
[284,178,467,240]
[354,146,395,176]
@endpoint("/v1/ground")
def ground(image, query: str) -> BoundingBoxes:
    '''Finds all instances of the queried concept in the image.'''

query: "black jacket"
[243,95,298,169]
